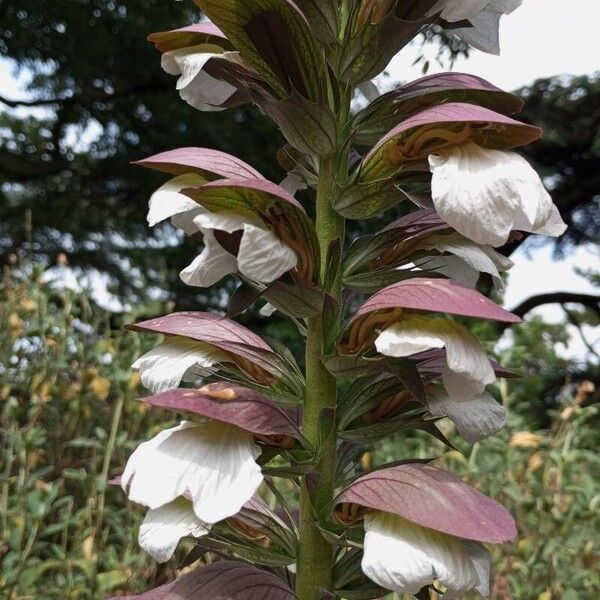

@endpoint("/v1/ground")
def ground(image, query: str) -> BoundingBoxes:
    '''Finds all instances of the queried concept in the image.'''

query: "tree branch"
[0,82,171,109]
[510,292,600,318]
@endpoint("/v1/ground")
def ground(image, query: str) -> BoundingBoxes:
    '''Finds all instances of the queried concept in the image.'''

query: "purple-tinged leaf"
[194,0,325,102]
[360,102,542,182]
[353,277,521,323]
[141,383,302,444]
[127,311,271,349]
[110,560,296,600]
[147,22,233,52]
[182,178,319,285]
[134,147,263,180]
[334,463,517,543]
[355,72,524,145]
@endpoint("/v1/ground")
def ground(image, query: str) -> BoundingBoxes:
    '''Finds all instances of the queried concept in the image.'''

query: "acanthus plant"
[110,1,566,599]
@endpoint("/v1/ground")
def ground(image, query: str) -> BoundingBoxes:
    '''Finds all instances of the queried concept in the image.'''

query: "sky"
[2,0,599,358]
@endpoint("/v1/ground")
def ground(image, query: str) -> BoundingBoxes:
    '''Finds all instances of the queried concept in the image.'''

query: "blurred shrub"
[0,264,174,599]
[1,264,598,598]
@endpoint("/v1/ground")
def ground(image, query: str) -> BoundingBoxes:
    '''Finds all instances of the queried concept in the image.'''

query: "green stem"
[296,154,344,599]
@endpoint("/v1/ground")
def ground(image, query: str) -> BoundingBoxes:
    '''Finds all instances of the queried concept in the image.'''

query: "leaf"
[140,382,303,442]
[350,277,521,325]
[336,12,428,84]
[334,179,401,220]
[294,0,339,42]
[228,282,264,317]
[355,72,525,145]
[194,0,325,102]
[147,22,234,53]
[109,560,296,599]
[134,147,264,180]
[260,89,337,155]
[360,102,542,183]
[263,279,324,318]
[182,177,319,285]
[334,463,517,542]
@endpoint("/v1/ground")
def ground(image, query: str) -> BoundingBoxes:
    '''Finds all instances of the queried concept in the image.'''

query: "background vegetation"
[1,1,599,599]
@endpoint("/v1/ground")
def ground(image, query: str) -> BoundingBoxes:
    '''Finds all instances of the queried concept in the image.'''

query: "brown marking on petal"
[386,123,473,168]
[373,236,426,270]
[333,502,368,525]
[227,518,271,547]
[231,356,275,385]
[199,383,237,401]
[343,307,404,354]
[266,205,314,284]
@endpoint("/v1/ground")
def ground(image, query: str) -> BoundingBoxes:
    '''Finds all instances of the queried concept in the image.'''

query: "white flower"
[161,46,237,111]
[375,315,495,402]
[429,142,567,247]
[147,176,298,287]
[427,386,506,443]
[132,337,229,394]
[122,420,263,523]
[362,511,490,598]
[139,498,210,563]
[417,233,513,289]
[181,212,298,288]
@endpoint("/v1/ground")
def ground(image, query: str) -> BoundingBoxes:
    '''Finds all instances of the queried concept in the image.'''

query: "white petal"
[525,199,567,238]
[162,46,237,111]
[375,322,446,357]
[237,224,297,284]
[180,229,238,288]
[422,234,513,289]
[192,210,249,234]
[171,47,214,90]
[132,337,227,393]
[139,498,209,563]
[430,142,560,247]
[427,387,506,443]
[441,321,495,401]
[179,70,237,111]
[170,209,204,236]
[259,302,278,317]
[376,316,495,402]
[279,172,307,196]
[122,420,263,523]
[147,174,206,227]
[428,0,492,22]
[464,541,492,599]
[357,80,380,103]
[362,512,480,596]
[414,254,481,288]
